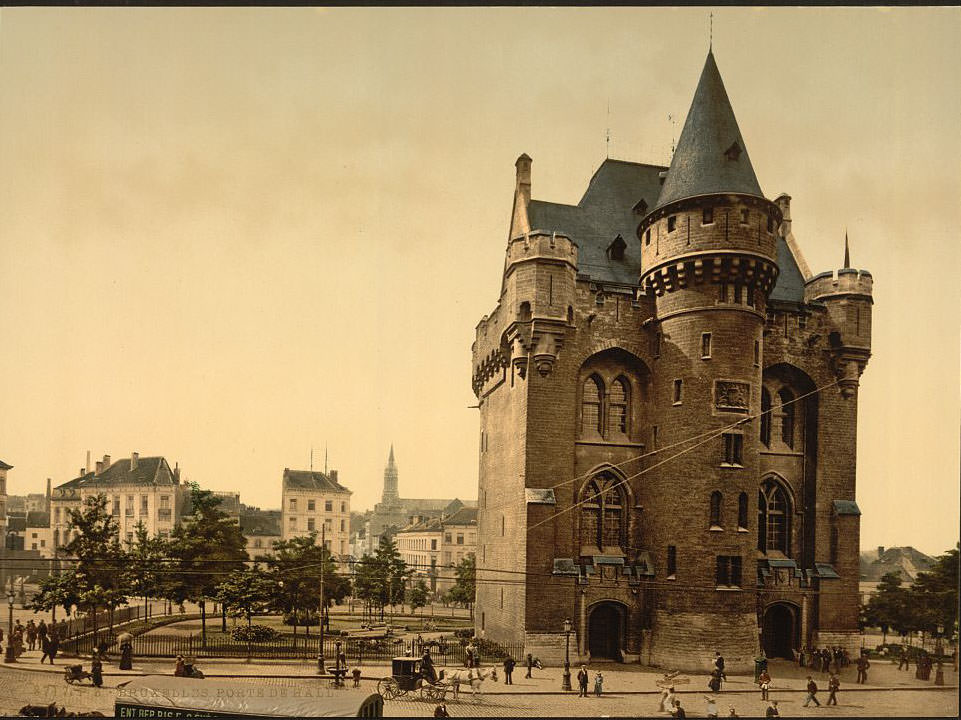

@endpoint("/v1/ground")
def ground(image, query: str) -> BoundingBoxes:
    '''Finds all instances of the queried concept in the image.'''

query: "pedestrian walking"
[821,648,831,674]
[26,621,37,651]
[708,669,722,693]
[758,669,771,700]
[856,653,870,684]
[503,656,515,685]
[765,700,780,718]
[525,653,534,678]
[464,643,474,669]
[702,694,718,718]
[433,703,450,718]
[671,699,686,718]
[593,671,603,697]
[714,651,727,680]
[40,631,58,665]
[802,676,820,707]
[174,655,186,676]
[577,665,589,697]
[37,620,47,645]
[91,651,103,688]
[827,673,839,705]
[898,647,910,671]
[352,667,362,688]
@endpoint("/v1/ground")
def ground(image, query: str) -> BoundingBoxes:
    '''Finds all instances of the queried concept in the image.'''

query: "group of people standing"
[0,618,64,664]
[797,645,851,673]
[576,665,604,697]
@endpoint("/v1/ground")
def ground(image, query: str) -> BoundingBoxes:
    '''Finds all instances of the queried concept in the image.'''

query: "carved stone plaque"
[715,381,750,412]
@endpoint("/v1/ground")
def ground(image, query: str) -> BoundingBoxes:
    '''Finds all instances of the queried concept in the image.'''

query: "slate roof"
[240,510,282,536]
[832,500,862,516]
[0,459,12,470]
[527,159,666,286]
[77,457,177,488]
[283,469,351,494]
[443,507,477,526]
[769,235,806,303]
[26,511,50,528]
[655,51,764,210]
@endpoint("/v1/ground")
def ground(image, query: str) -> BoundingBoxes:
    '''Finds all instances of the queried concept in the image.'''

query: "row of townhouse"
[395,506,477,595]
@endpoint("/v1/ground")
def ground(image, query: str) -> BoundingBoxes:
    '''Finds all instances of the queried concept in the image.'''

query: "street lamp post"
[561,617,572,691]
[935,625,944,686]
[4,592,15,663]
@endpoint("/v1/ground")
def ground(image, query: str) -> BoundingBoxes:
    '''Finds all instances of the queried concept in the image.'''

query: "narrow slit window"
[702,207,714,225]
[701,333,712,359]
[710,491,723,527]
[722,433,743,465]
[667,216,677,232]
[667,545,677,577]
[754,340,760,366]
[740,208,750,224]
[672,379,683,404]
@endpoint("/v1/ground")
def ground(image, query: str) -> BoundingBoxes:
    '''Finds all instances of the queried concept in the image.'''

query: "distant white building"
[396,507,477,594]
[281,468,352,557]
[50,453,188,550]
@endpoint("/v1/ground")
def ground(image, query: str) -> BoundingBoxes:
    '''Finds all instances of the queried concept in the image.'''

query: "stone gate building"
[471,50,873,672]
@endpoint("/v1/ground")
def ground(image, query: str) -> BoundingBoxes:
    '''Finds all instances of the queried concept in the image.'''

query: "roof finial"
[843,230,851,268]
[709,11,713,51]
[324,444,328,475]
[606,99,611,159]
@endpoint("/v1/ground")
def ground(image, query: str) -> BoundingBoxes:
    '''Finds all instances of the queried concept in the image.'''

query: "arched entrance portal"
[762,603,799,659]
[588,602,625,661]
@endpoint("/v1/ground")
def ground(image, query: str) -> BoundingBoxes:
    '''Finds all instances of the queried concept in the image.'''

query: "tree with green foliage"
[907,544,959,641]
[61,494,129,635]
[125,521,168,621]
[863,572,909,644]
[29,571,81,621]
[351,537,407,621]
[214,566,275,661]
[406,578,430,616]
[447,554,476,618]
[264,533,349,644]
[167,483,248,646]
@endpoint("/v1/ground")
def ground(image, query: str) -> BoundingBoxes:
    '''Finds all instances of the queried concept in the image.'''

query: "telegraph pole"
[318,523,326,674]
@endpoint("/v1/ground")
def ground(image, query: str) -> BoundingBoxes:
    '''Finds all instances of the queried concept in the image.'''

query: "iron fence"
[63,630,526,665]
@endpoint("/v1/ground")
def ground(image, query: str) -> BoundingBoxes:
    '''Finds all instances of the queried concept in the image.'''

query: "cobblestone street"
[1,661,956,717]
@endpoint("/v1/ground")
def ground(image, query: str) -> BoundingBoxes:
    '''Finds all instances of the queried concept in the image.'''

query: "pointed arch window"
[582,376,603,436]
[760,387,772,447]
[709,491,723,528]
[608,377,630,436]
[778,389,795,448]
[580,474,626,552]
[738,492,748,530]
[758,479,791,555]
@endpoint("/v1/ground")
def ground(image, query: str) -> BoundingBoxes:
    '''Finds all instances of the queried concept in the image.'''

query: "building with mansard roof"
[281,467,352,558]
[472,50,872,671]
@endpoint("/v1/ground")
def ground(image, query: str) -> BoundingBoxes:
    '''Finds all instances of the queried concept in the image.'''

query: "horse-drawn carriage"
[376,657,448,701]
[376,657,497,702]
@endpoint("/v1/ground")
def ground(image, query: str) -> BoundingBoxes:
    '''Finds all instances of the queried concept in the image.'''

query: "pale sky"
[0,8,958,557]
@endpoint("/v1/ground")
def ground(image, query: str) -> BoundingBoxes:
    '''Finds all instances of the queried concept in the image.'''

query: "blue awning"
[552,558,579,576]
[768,558,798,569]
[594,555,626,566]
[812,563,841,579]
[833,500,861,516]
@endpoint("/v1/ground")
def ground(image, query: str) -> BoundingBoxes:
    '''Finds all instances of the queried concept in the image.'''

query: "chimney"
[130,452,139,471]
[509,154,532,238]
[95,461,104,474]
[85,450,91,474]
[775,193,792,236]
[102,454,111,469]
[329,469,338,484]
[174,462,181,483]
[877,546,885,558]
[79,467,85,477]
[46,478,51,500]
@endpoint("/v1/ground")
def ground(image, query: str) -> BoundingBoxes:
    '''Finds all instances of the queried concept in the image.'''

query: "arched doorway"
[588,602,625,661]
[762,603,798,659]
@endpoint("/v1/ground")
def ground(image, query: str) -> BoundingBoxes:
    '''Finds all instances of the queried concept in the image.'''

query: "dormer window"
[724,141,742,161]
[667,216,677,233]
[633,198,648,216]
[645,229,651,246]
[607,235,626,261]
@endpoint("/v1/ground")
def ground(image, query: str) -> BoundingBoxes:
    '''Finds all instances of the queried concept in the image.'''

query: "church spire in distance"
[843,230,851,268]
[382,444,399,504]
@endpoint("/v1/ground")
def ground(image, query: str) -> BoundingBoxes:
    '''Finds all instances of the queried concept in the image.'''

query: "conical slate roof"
[656,51,764,210]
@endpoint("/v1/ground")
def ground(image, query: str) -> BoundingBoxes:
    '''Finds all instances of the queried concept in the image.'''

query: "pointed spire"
[388,444,395,466]
[843,230,851,268]
[655,51,764,210]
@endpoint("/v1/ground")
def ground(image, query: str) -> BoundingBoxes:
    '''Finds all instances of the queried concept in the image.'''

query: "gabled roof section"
[443,507,477,526]
[0,459,12,470]
[527,159,666,286]
[769,235,806,303]
[655,51,764,210]
[283,469,351,494]
[80,457,176,488]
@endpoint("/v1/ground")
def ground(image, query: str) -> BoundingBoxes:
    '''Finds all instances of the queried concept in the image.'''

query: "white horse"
[444,666,498,700]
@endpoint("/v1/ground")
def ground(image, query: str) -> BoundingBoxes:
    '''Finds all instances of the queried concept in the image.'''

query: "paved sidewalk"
[3,651,956,696]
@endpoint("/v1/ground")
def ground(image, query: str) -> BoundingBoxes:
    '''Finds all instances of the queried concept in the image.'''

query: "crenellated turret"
[805,235,873,398]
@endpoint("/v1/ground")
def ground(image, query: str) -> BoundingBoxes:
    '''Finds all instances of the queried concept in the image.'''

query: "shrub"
[231,624,280,643]
[454,629,473,640]
[283,611,319,627]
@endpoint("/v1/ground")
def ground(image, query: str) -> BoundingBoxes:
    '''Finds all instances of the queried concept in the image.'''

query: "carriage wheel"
[421,684,445,702]
[377,677,400,700]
